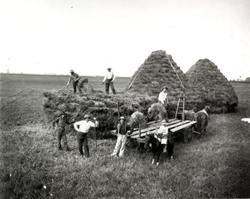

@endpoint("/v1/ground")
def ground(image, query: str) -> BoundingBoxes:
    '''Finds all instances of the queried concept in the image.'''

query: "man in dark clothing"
[66,70,82,93]
[52,112,70,151]
[150,123,174,166]
[102,68,116,95]
[110,116,130,157]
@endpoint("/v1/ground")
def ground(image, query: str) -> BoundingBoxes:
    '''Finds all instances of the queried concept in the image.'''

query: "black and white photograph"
[0,0,250,198]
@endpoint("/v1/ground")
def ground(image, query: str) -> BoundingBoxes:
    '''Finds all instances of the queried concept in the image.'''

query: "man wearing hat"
[158,86,169,120]
[66,69,82,93]
[158,86,169,105]
[111,116,129,157]
[73,114,98,157]
[52,111,70,151]
[102,67,116,95]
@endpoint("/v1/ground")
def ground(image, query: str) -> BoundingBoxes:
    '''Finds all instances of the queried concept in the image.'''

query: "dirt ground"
[0,74,250,198]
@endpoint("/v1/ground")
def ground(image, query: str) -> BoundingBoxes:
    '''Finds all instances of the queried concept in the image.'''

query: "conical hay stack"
[186,59,238,113]
[127,50,203,113]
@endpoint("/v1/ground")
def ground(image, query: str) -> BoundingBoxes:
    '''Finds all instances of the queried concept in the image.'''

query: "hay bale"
[186,59,238,113]
[129,111,147,129]
[148,102,167,121]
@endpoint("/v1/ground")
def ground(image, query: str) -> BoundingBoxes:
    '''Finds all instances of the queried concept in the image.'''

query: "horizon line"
[0,72,131,78]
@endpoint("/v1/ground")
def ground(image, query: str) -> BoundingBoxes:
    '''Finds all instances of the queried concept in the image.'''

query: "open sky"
[0,0,249,80]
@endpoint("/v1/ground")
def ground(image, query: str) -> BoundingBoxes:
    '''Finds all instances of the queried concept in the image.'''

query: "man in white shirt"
[158,86,168,105]
[158,86,169,121]
[73,114,99,157]
[102,68,116,95]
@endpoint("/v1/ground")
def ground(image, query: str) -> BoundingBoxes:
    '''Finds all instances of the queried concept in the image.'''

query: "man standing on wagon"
[103,67,116,95]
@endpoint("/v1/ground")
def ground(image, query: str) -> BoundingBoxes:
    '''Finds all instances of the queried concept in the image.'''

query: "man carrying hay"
[103,67,116,95]
[66,69,86,93]
[111,116,130,157]
[52,111,70,151]
[73,114,99,158]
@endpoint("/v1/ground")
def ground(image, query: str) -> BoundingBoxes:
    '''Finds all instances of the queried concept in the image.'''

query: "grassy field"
[1,74,250,198]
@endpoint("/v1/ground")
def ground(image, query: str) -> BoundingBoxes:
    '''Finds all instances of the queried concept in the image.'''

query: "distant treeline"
[230,80,250,83]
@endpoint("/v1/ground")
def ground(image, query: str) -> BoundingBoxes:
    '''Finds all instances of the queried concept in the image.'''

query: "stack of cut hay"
[186,58,238,113]
[126,50,203,114]
[43,90,157,138]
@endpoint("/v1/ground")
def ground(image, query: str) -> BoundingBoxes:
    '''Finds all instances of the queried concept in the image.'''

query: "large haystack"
[127,50,203,112]
[186,59,238,113]
[43,90,157,138]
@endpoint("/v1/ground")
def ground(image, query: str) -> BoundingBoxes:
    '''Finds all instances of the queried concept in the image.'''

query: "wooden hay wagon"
[129,119,197,144]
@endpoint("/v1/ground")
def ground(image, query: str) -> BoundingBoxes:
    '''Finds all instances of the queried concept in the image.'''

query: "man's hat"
[120,116,125,120]
[162,86,168,91]
[70,69,74,73]
[107,67,111,70]
[84,114,91,119]
[55,110,71,117]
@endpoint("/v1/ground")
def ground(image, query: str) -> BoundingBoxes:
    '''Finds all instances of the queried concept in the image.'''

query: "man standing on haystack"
[158,86,169,105]
[52,111,70,151]
[103,67,116,95]
[66,69,82,93]
[73,114,99,158]
[158,86,169,120]
[111,116,130,157]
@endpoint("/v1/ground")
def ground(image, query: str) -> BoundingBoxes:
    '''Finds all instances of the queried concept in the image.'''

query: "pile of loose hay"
[186,58,238,113]
[43,90,157,138]
[126,50,203,112]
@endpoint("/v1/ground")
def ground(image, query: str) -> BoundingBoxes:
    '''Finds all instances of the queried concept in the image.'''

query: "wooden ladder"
[175,94,185,121]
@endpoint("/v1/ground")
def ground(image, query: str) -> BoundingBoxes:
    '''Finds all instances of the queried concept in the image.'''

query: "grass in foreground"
[1,110,250,199]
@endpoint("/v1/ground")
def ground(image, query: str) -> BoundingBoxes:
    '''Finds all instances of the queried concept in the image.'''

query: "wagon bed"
[129,119,197,143]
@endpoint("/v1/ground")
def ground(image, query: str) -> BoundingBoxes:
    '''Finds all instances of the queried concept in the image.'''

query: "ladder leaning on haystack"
[167,55,186,121]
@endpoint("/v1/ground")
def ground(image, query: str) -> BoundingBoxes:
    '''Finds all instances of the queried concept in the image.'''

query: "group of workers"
[56,73,210,165]
[53,112,131,159]
[66,68,116,95]
[53,85,172,165]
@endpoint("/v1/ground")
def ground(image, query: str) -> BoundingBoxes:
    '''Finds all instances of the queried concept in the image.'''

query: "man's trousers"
[77,133,90,157]
[105,80,116,94]
[112,134,127,157]
[56,127,69,150]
